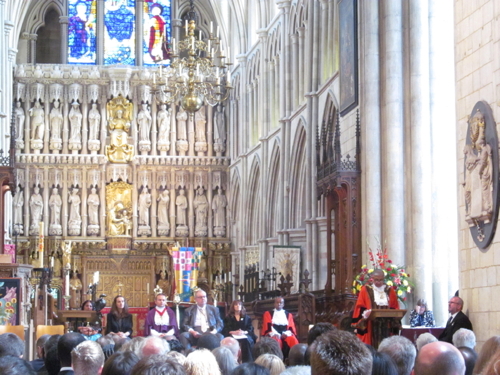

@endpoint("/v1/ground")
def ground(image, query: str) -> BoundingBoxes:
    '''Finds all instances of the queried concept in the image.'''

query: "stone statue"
[14,100,25,145]
[109,201,132,236]
[29,186,43,235]
[157,104,171,152]
[137,103,152,143]
[88,103,101,142]
[105,97,134,163]
[138,187,152,226]
[176,189,188,226]
[29,101,44,145]
[212,188,227,237]
[87,187,100,226]
[195,108,207,143]
[214,105,226,152]
[193,187,208,237]
[13,190,24,235]
[68,188,82,235]
[157,270,170,297]
[49,100,63,150]
[70,272,83,308]
[49,187,62,228]
[176,106,188,141]
[62,240,73,269]
[69,101,83,150]
[157,189,170,235]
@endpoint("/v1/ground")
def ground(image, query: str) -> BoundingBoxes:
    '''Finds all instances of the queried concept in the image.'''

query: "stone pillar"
[381,0,405,265]
[29,34,37,64]
[59,16,69,65]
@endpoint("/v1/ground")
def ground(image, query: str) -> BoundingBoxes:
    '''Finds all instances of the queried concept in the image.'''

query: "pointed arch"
[246,156,261,245]
[229,169,241,246]
[289,121,308,228]
[267,139,281,237]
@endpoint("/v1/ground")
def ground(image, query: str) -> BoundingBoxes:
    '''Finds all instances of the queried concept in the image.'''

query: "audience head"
[131,354,186,375]
[453,329,476,349]
[213,346,237,375]
[472,335,500,375]
[229,300,247,317]
[415,333,438,351]
[252,337,283,361]
[43,334,61,375]
[197,332,221,351]
[0,355,35,375]
[112,335,131,351]
[231,362,270,375]
[412,341,465,375]
[184,348,221,375]
[221,337,240,363]
[168,339,185,353]
[82,300,94,311]
[448,297,464,314]
[0,333,24,358]
[310,329,372,375]
[415,299,428,314]
[101,351,140,375]
[142,336,170,357]
[97,335,115,359]
[371,351,399,375]
[35,334,51,359]
[255,353,286,375]
[120,336,147,358]
[378,335,416,375]
[457,347,477,375]
[287,343,308,366]
[72,340,105,375]
[280,366,311,375]
[307,322,336,345]
[167,351,186,366]
[58,332,86,367]
[194,289,208,308]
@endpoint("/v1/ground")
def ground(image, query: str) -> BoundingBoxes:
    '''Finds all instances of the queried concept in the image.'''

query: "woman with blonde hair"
[473,335,500,374]
[184,348,221,375]
[255,353,286,375]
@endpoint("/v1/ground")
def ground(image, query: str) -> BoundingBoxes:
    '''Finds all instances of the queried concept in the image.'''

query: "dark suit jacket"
[438,311,473,343]
[181,304,224,334]
[57,370,74,375]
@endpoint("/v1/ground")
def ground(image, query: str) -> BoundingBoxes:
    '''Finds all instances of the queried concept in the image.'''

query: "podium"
[56,310,98,332]
[369,309,407,349]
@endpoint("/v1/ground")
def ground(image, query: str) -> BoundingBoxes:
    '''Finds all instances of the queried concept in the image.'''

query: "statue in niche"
[176,106,188,142]
[69,101,83,150]
[88,103,101,142]
[49,188,62,235]
[176,189,188,226]
[14,100,25,147]
[193,187,208,237]
[137,103,152,143]
[464,109,493,227]
[29,186,43,235]
[70,271,83,308]
[157,270,171,298]
[62,240,73,269]
[138,187,152,226]
[105,96,134,163]
[157,189,170,235]
[212,187,227,237]
[87,187,100,230]
[195,108,206,143]
[68,187,82,235]
[157,104,171,152]
[214,105,226,152]
[109,201,132,236]
[13,189,24,235]
[49,100,63,149]
[29,101,44,151]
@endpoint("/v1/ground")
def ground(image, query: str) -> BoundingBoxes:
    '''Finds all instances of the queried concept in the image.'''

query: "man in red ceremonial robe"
[261,297,299,358]
[352,269,400,347]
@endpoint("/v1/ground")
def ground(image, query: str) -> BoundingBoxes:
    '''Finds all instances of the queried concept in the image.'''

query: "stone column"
[381,0,405,265]
[59,16,69,64]
[361,0,382,248]
[29,34,37,64]
[291,33,299,108]
[62,168,68,236]
[297,26,305,104]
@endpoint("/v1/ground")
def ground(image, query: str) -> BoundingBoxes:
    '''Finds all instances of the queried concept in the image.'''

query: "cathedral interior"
[0,0,498,351]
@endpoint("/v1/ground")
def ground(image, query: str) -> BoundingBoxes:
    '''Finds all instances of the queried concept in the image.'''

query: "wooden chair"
[0,325,25,340]
[36,324,65,340]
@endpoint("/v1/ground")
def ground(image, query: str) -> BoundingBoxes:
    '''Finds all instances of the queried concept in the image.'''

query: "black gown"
[222,314,256,363]
[106,313,133,337]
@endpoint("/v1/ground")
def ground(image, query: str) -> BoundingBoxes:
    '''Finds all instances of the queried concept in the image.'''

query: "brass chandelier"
[156,0,232,115]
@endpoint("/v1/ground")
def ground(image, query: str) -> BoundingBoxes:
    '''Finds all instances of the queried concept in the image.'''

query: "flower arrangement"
[352,244,413,303]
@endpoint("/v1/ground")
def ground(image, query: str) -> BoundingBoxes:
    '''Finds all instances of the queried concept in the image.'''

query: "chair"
[36,324,65,340]
[0,325,25,340]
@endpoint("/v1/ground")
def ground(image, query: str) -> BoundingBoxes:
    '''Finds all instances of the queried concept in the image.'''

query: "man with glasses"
[438,296,473,343]
[180,289,224,350]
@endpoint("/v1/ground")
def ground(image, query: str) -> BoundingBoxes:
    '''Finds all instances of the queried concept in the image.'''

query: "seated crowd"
[1,289,496,375]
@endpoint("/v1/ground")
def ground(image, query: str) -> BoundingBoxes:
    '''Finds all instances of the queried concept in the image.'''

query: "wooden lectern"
[56,310,98,332]
[369,309,407,349]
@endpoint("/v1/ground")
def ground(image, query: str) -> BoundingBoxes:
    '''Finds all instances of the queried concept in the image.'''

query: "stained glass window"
[143,0,172,65]
[104,0,136,65]
[68,0,97,64]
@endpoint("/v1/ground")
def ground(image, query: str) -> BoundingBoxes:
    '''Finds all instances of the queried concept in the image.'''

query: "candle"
[50,257,54,269]
[185,20,188,35]
[229,272,232,281]
[65,272,70,296]
[217,25,220,38]
[210,21,213,34]
[147,283,150,294]
[93,271,99,284]
[172,38,176,54]
[38,222,44,267]
[227,70,231,85]
[227,47,230,62]
[199,30,202,41]
[208,40,211,54]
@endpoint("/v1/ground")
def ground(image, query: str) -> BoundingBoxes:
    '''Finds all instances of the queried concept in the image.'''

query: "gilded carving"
[105,96,134,163]
[106,181,133,236]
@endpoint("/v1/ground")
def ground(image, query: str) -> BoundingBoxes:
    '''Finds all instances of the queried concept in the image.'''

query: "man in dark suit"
[179,289,224,350]
[439,296,473,343]
[57,332,86,375]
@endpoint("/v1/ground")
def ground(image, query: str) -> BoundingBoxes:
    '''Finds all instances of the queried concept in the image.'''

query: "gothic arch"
[267,140,281,237]
[23,0,64,34]
[289,121,308,228]
[246,156,261,245]
[230,169,241,245]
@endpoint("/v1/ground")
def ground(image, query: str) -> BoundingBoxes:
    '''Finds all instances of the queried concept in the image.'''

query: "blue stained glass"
[143,0,172,66]
[104,0,136,65]
[68,0,97,64]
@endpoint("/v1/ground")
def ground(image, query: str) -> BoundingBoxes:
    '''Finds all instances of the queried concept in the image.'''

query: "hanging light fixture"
[156,0,232,115]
